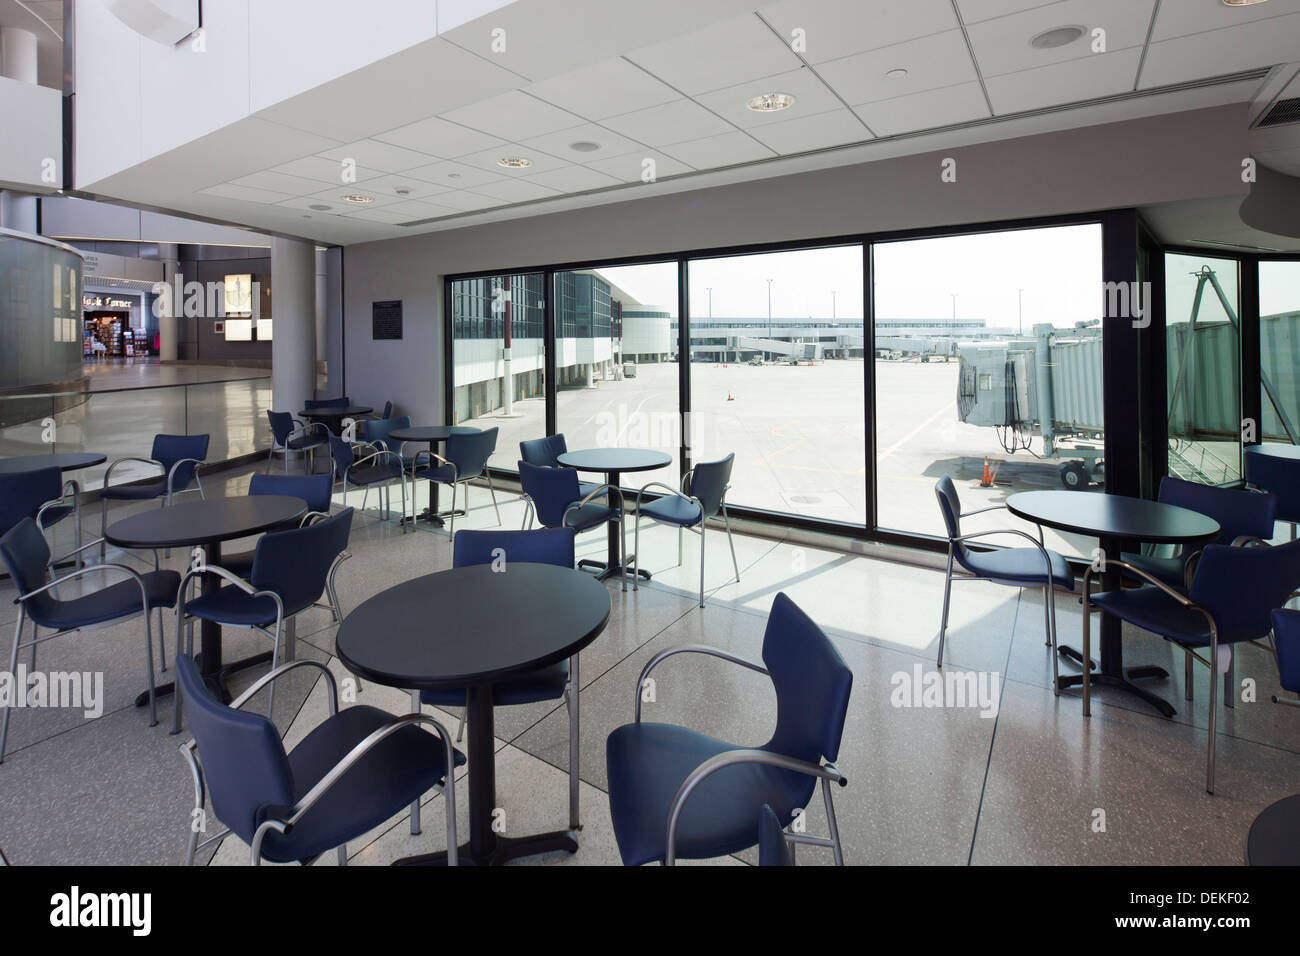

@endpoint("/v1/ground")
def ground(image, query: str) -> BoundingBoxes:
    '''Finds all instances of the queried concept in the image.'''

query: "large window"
[873,224,1104,558]
[1165,252,1241,484]
[1260,260,1300,445]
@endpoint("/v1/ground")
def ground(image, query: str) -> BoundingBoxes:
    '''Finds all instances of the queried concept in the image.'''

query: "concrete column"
[314,248,327,368]
[156,243,179,361]
[271,237,316,411]
[323,247,344,398]
[1,27,39,232]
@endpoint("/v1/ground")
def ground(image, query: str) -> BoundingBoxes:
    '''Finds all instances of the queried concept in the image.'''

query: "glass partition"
[1260,260,1300,445]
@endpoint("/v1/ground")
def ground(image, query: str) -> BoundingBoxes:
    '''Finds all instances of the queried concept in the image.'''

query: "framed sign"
[372,300,403,340]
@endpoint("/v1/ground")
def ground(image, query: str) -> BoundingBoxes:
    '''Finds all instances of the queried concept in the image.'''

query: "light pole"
[707,286,713,319]
[831,290,837,320]
[950,293,957,322]
[1018,288,1024,336]
[766,278,773,360]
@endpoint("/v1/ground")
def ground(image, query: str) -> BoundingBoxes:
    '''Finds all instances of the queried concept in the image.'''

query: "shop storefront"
[81,290,154,360]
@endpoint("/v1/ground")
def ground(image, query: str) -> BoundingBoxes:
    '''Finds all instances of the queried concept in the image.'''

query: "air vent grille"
[1259,97,1300,128]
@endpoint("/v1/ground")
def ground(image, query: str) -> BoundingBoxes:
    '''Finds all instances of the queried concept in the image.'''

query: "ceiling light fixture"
[341,195,374,204]
[885,68,909,79]
[746,92,796,112]
[308,203,332,211]
[497,157,533,168]
[1222,0,1270,6]
[570,141,601,152]
[1029,25,1087,49]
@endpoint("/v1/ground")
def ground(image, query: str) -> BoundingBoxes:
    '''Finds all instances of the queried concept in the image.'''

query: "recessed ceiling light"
[497,157,533,168]
[1222,0,1269,6]
[447,172,461,179]
[885,68,908,79]
[1029,25,1087,49]
[341,195,374,204]
[570,140,601,152]
[308,203,332,211]
[746,92,796,112]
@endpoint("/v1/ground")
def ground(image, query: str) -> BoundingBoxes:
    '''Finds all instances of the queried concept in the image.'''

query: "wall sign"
[372,300,403,340]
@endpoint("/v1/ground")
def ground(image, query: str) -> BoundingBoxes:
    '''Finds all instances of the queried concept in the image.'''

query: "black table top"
[0,452,107,474]
[105,495,308,549]
[1006,490,1220,544]
[1246,794,1300,866]
[389,425,481,442]
[300,405,372,418]
[557,448,673,473]
[1246,443,1300,462]
[336,563,611,689]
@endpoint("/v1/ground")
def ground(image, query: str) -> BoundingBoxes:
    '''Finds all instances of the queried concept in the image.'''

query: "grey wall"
[341,104,1251,426]
[177,254,273,361]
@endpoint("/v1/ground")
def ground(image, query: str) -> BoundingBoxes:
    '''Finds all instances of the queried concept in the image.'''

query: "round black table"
[1006,490,1220,717]
[105,495,308,711]
[557,448,673,584]
[1246,794,1300,865]
[299,405,373,435]
[390,426,481,528]
[0,452,106,474]
[336,563,611,866]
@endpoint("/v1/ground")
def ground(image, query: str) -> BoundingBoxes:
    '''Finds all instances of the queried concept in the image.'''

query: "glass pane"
[1260,260,1300,445]
[449,272,547,472]
[686,246,865,523]
[1165,252,1241,484]
[873,223,1104,559]
[552,262,681,492]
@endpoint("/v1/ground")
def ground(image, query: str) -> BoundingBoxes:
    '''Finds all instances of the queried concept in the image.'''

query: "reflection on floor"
[0,461,1296,865]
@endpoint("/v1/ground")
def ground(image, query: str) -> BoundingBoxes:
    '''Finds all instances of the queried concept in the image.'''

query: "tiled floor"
[1,462,1297,866]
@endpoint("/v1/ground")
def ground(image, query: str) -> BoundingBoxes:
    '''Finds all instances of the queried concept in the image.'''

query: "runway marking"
[878,401,954,462]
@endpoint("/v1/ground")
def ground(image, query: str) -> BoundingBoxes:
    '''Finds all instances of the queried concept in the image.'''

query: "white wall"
[0,74,60,191]
[339,104,1250,426]
[41,195,271,246]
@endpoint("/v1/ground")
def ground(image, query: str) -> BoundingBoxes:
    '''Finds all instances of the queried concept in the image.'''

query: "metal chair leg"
[1,611,26,763]
[486,472,501,526]
[157,606,168,674]
[698,521,706,608]
[633,510,642,591]
[1185,648,1194,701]
[1082,584,1093,718]
[1224,648,1234,709]
[821,776,845,866]
[409,690,422,835]
[568,652,581,830]
[1047,585,1060,696]
[936,550,954,668]
[722,506,740,583]
[266,617,283,721]
[449,482,457,541]
[142,605,158,728]
[336,845,347,866]
[1207,631,1219,794]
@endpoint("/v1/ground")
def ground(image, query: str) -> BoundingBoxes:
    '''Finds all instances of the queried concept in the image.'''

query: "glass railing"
[0,375,273,490]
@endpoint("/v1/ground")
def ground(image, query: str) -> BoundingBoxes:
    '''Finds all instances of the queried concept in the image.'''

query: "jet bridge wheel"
[1060,461,1091,490]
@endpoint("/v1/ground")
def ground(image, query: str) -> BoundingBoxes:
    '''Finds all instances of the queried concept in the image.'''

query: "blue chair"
[1246,445,1300,539]
[99,433,209,560]
[410,528,584,833]
[1082,537,1300,793]
[1121,477,1276,589]
[0,466,82,566]
[359,415,414,466]
[758,804,795,866]
[222,473,335,591]
[934,476,1074,684]
[410,427,500,539]
[518,460,623,586]
[0,517,180,761]
[266,411,327,475]
[605,592,851,865]
[519,434,599,497]
[633,453,740,608]
[329,433,406,528]
[173,508,354,732]
[175,653,463,866]
[1270,608,1300,708]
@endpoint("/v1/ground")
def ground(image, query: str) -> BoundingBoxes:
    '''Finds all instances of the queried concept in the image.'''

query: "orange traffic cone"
[980,457,992,487]
[727,392,734,401]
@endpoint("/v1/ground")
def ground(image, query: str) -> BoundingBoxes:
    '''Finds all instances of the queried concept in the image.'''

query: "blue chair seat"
[605,722,814,867]
[1119,552,1187,589]
[259,704,466,863]
[185,585,293,627]
[1089,586,1221,646]
[637,495,702,528]
[36,569,180,630]
[39,504,75,526]
[286,432,327,451]
[578,481,602,498]
[565,502,618,533]
[421,660,569,709]
[962,546,1074,590]
[102,477,170,500]
[349,462,402,486]
[413,463,456,483]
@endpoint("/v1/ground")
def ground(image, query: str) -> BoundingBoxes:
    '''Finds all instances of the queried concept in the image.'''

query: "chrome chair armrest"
[347,449,403,475]
[411,449,451,471]
[1231,535,1270,548]
[561,483,624,526]
[103,456,164,487]
[634,644,768,722]
[178,562,259,602]
[16,561,150,603]
[299,510,332,526]
[1081,557,1203,608]
[166,458,205,503]
[664,749,846,865]
[951,527,1061,585]
[52,536,108,560]
[292,419,328,440]
[228,659,339,713]
[959,504,1005,518]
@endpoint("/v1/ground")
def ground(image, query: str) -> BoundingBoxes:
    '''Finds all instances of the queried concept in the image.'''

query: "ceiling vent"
[1257,97,1300,128]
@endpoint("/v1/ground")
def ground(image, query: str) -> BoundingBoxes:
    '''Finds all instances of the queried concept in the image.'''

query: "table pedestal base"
[135,650,275,712]
[394,829,579,866]
[1056,668,1176,718]
[578,556,650,583]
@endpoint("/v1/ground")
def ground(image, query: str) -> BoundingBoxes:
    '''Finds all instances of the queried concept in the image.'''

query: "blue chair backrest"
[248,472,332,515]
[266,411,296,446]
[453,528,575,569]
[1270,608,1300,693]
[380,400,393,419]
[519,434,568,469]
[363,415,412,456]
[1158,476,1276,545]
[0,517,55,621]
[758,804,795,866]
[934,475,970,555]
[444,427,497,480]
[518,459,582,528]
[0,466,62,536]
[175,653,294,846]
[328,434,355,478]
[1245,446,1300,524]
[1189,537,1300,644]
[250,508,354,617]
[689,453,734,517]
[762,592,853,764]
[152,434,209,491]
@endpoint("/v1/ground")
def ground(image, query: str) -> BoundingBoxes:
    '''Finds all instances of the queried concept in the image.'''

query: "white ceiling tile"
[274,195,353,214]
[1140,12,1300,89]
[662,130,777,168]
[523,165,625,193]
[317,140,435,173]
[1152,0,1300,41]
[818,30,980,105]
[519,123,646,163]
[305,185,404,209]
[583,150,695,182]
[350,174,453,204]
[371,116,507,159]
[229,170,331,196]
[391,199,464,222]
[955,0,1065,24]
[343,206,426,224]
[440,91,585,141]
[468,178,563,202]
[455,144,572,177]
[758,0,960,64]
[746,107,870,154]
[601,99,736,147]
[625,13,803,95]
[853,82,990,136]
[695,67,844,128]
[402,160,506,189]
[525,57,681,120]
[985,47,1142,113]
[965,0,1156,78]
[199,183,296,205]
[271,155,388,185]
[427,190,510,212]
